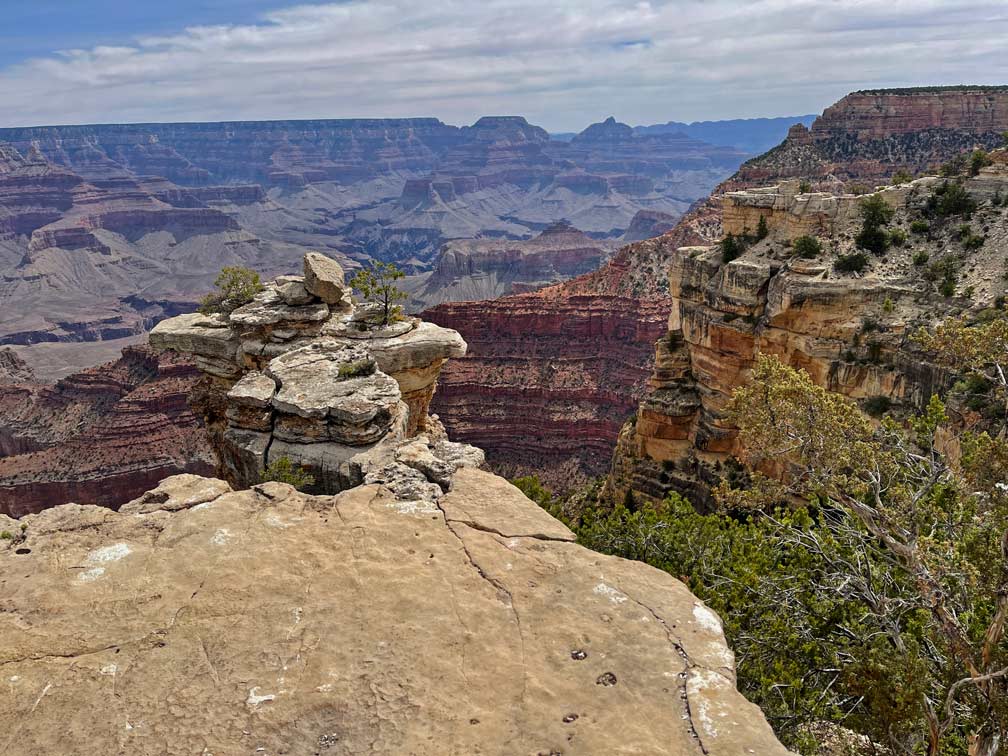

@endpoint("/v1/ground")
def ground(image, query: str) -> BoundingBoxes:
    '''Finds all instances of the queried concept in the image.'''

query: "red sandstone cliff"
[0,346,214,516]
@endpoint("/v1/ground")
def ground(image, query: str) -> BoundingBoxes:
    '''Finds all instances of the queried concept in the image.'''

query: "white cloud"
[1,0,1006,130]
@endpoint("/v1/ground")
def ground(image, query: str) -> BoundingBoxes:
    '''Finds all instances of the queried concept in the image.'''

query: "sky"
[0,0,1006,132]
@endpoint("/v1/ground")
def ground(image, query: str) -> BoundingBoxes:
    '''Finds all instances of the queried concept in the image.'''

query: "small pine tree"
[348,262,408,326]
[261,456,315,490]
[198,266,264,315]
[755,215,769,241]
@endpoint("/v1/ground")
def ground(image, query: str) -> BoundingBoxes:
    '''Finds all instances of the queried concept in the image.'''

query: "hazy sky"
[1,0,1006,131]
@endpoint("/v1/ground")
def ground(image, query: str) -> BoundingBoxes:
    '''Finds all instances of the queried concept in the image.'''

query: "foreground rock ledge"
[0,468,790,755]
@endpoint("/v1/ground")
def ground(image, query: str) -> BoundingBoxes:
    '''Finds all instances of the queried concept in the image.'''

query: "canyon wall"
[0,346,214,516]
[426,86,1008,492]
[607,156,1008,506]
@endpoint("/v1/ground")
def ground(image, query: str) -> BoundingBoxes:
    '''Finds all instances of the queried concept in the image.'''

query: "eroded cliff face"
[0,346,214,517]
[733,87,1008,186]
[606,156,1008,506]
[0,465,793,755]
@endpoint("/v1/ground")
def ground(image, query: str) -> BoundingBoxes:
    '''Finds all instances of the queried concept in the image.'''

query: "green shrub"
[883,297,894,313]
[891,169,913,185]
[791,235,821,258]
[848,183,870,195]
[994,190,1004,207]
[924,181,977,219]
[940,278,956,297]
[963,234,985,251]
[198,266,264,315]
[798,180,812,193]
[888,228,907,247]
[910,219,930,234]
[337,359,374,379]
[855,195,895,255]
[835,252,869,273]
[720,233,745,263]
[863,395,892,417]
[755,215,769,241]
[969,149,993,176]
[348,261,408,326]
[940,154,966,177]
[260,456,315,490]
[912,251,930,266]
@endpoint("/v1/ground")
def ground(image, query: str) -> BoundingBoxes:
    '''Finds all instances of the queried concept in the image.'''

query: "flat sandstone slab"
[0,472,791,755]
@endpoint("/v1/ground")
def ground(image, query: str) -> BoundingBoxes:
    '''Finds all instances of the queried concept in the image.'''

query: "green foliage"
[939,278,956,297]
[910,218,930,235]
[337,359,374,379]
[798,179,812,193]
[855,195,895,255]
[0,531,11,540]
[969,149,993,176]
[755,214,769,241]
[791,235,821,258]
[959,233,983,252]
[835,251,868,273]
[924,180,977,220]
[260,456,315,490]
[883,297,895,313]
[719,355,1008,753]
[348,261,408,326]
[994,189,1004,207]
[888,228,908,246]
[912,250,930,266]
[719,233,745,263]
[862,395,892,416]
[891,169,914,185]
[198,266,264,315]
[940,154,967,177]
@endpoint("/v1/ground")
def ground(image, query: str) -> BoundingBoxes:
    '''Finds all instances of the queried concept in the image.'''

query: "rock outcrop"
[151,252,467,493]
[0,463,792,755]
[606,157,1008,506]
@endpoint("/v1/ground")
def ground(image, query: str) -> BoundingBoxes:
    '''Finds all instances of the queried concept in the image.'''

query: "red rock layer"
[425,286,668,490]
[0,346,214,516]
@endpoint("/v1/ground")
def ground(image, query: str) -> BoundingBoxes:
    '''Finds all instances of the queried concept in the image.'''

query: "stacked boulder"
[151,252,475,495]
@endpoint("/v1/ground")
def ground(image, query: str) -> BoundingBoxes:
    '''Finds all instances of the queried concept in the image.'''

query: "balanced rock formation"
[0,463,792,755]
[606,156,1008,506]
[151,252,467,493]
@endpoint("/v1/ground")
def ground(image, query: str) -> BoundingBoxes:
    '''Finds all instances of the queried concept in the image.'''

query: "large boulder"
[0,467,793,755]
[303,252,347,305]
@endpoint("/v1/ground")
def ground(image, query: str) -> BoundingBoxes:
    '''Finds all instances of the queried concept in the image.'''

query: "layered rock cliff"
[425,87,1008,492]
[1,115,753,372]
[405,221,616,310]
[0,346,214,516]
[607,152,1008,506]
[733,86,1008,186]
